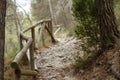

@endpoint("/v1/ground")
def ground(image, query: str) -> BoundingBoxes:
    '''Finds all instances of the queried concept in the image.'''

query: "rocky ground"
[35,37,80,80]
[34,36,120,80]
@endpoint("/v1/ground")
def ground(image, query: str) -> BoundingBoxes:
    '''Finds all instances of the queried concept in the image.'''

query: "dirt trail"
[35,37,80,80]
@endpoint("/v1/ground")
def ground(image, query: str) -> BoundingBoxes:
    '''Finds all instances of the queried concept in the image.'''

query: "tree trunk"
[48,0,56,26]
[13,0,20,44]
[0,0,6,79]
[60,2,68,28]
[95,0,120,79]
[95,0,120,49]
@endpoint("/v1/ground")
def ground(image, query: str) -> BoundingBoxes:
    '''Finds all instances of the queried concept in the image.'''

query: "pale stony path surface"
[35,37,80,80]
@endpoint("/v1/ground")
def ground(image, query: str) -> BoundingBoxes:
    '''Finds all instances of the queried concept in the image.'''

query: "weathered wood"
[23,19,51,33]
[15,67,21,80]
[11,62,21,80]
[11,19,56,80]
[12,68,37,79]
[20,35,23,49]
[49,21,53,34]
[54,27,61,36]
[37,24,45,49]
[48,22,51,33]
[45,24,56,43]
[29,33,36,80]
[11,38,32,67]
[42,31,45,47]
[31,28,35,50]
[30,28,35,70]
[29,45,34,69]
[21,69,37,76]
[21,40,30,65]
[11,62,20,71]
[20,32,30,40]
[22,40,30,62]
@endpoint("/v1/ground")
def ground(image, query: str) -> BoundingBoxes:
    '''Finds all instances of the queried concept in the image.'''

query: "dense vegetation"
[72,0,99,69]
[73,0,99,52]
[72,0,120,70]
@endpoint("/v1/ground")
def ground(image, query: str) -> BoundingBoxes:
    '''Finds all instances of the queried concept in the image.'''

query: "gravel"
[35,37,80,80]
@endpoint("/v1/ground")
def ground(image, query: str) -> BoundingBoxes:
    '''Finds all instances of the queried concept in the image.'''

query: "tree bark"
[95,0,120,49]
[0,0,6,79]
[95,0,120,79]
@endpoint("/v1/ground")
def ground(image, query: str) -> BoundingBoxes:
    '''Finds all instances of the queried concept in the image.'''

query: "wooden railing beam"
[11,38,32,65]
[21,69,37,76]
[23,19,51,33]
[20,32,30,40]
[45,24,56,43]
[11,19,58,80]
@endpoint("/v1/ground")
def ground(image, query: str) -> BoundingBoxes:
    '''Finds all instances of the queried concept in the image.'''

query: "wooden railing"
[11,19,56,80]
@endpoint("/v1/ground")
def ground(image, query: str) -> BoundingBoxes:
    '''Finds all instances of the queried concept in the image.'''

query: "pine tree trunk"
[95,0,120,49]
[0,0,6,79]
[95,0,120,79]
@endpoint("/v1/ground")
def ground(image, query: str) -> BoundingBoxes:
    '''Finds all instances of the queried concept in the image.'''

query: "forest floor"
[34,36,119,80]
[35,36,81,80]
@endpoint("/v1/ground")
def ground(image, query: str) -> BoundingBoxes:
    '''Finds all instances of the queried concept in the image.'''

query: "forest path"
[35,36,80,80]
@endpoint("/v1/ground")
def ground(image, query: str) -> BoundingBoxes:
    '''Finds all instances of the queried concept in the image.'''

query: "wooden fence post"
[30,28,36,80]
[20,35,29,65]
[11,19,54,80]
[37,24,45,49]
[14,68,21,80]
[31,28,35,49]
[45,24,56,43]
[20,35,23,49]
[50,20,53,34]
[47,21,53,35]
[42,31,45,47]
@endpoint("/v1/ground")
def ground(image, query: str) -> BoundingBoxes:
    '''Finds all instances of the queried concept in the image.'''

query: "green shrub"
[72,0,99,69]
[72,0,99,46]
[114,0,120,27]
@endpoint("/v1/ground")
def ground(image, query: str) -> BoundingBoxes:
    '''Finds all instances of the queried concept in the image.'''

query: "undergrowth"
[72,0,120,72]
[72,0,99,70]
